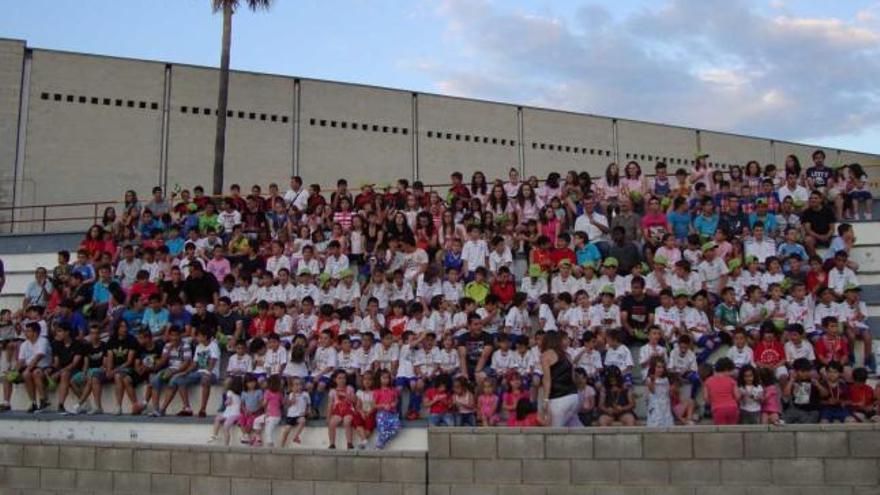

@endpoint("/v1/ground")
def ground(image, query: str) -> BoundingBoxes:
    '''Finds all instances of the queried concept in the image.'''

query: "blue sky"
[2,0,879,154]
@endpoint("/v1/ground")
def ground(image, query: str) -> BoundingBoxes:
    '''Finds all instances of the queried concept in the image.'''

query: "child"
[252,375,284,447]
[477,379,500,426]
[210,377,242,445]
[237,376,263,444]
[818,361,851,424]
[452,376,476,426]
[354,371,377,449]
[310,330,338,417]
[645,356,674,427]
[597,367,636,426]
[704,357,741,425]
[279,377,310,446]
[669,374,695,425]
[849,367,877,423]
[638,327,668,381]
[758,367,783,425]
[511,398,548,427]
[570,332,603,383]
[16,322,52,413]
[782,358,820,424]
[814,317,850,371]
[737,365,763,424]
[784,323,816,368]
[574,368,597,426]
[425,374,455,427]
[373,369,402,449]
[754,324,788,385]
[501,372,529,426]
[726,328,754,370]
[603,329,634,387]
[327,370,357,450]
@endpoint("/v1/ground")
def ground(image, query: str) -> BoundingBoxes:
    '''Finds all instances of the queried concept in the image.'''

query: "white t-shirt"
[18,337,51,368]
[603,345,633,372]
[286,391,311,418]
[727,345,754,369]
[194,341,222,378]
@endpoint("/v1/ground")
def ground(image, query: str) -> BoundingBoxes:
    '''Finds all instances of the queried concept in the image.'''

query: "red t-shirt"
[491,281,515,307]
[426,388,451,414]
[754,340,785,368]
[814,335,849,364]
[705,374,738,410]
[549,248,577,267]
[248,315,276,339]
[849,383,874,411]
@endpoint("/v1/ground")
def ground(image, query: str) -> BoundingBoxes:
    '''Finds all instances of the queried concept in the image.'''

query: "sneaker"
[131,403,145,416]
[197,410,206,418]
[38,399,49,411]
[207,435,218,443]
[406,410,420,421]
[27,403,37,413]
[88,408,103,415]
[112,407,122,416]
[347,443,354,450]
[328,444,336,450]
[58,405,68,414]
[76,403,89,415]
[358,441,367,450]
[0,404,10,412]
[176,409,193,417]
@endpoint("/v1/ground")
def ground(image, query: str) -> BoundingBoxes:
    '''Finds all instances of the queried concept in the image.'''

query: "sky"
[2,0,879,154]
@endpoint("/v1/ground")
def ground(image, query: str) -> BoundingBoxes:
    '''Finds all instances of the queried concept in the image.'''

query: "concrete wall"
[0,438,426,495]
[2,40,880,233]
[2,425,880,494]
[427,425,880,494]
[0,39,24,227]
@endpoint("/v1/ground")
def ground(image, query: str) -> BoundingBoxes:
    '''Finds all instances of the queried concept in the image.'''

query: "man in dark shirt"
[215,297,245,346]
[800,191,836,254]
[457,314,494,384]
[620,276,659,343]
[160,267,187,304]
[49,323,83,413]
[607,226,641,274]
[717,193,748,239]
[805,149,832,191]
[183,262,220,308]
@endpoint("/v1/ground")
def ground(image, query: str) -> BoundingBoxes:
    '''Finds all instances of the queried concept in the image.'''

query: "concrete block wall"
[426,425,880,494]
[2,425,880,494]
[0,437,427,495]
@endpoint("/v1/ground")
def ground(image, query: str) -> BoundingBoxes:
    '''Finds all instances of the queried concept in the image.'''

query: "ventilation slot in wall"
[307,117,409,135]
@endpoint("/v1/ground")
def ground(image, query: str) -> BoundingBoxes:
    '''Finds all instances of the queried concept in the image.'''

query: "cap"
[639,262,650,273]
[603,257,619,268]
[701,241,717,253]
[653,255,668,266]
[581,261,597,271]
[318,273,331,284]
[600,285,616,296]
[339,268,354,278]
[727,258,742,271]
[298,268,312,276]
[695,151,710,159]
[744,255,758,265]
[756,198,767,206]
[528,264,544,278]
[558,259,572,268]
[673,288,690,298]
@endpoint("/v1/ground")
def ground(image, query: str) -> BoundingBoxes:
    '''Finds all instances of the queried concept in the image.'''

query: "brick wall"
[2,424,880,495]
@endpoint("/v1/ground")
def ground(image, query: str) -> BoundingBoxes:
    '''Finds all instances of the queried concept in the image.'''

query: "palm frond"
[212,0,272,13]
[245,0,272,11]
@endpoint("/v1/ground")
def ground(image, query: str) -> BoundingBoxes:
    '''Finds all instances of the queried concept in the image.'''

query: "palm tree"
[211,0,273,195]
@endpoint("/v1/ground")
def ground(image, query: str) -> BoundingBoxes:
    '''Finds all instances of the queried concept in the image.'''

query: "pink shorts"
[239,411,259,430]
[712,406,740,425]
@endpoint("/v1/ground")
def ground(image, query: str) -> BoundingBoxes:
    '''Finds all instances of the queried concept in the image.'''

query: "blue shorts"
[395,376,420,389]
[820,407,850,423]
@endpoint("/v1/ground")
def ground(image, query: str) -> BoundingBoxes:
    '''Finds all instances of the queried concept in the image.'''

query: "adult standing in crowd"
[540,331,581,427]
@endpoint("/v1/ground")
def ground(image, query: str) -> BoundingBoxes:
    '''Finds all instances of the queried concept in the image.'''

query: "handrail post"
[93,203,99,225]
[42,205,47,232]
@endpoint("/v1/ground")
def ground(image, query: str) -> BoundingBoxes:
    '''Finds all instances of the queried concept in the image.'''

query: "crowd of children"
[1,150,878,447]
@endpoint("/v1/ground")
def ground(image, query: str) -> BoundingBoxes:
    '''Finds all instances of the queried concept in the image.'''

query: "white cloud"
[418,0,880,143]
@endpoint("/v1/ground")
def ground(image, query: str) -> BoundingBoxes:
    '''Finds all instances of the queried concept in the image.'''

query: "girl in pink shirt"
[373,370,401,449]
[704,358,741,425]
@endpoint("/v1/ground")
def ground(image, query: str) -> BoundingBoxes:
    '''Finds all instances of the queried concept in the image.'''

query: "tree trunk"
[212,3,233,196]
